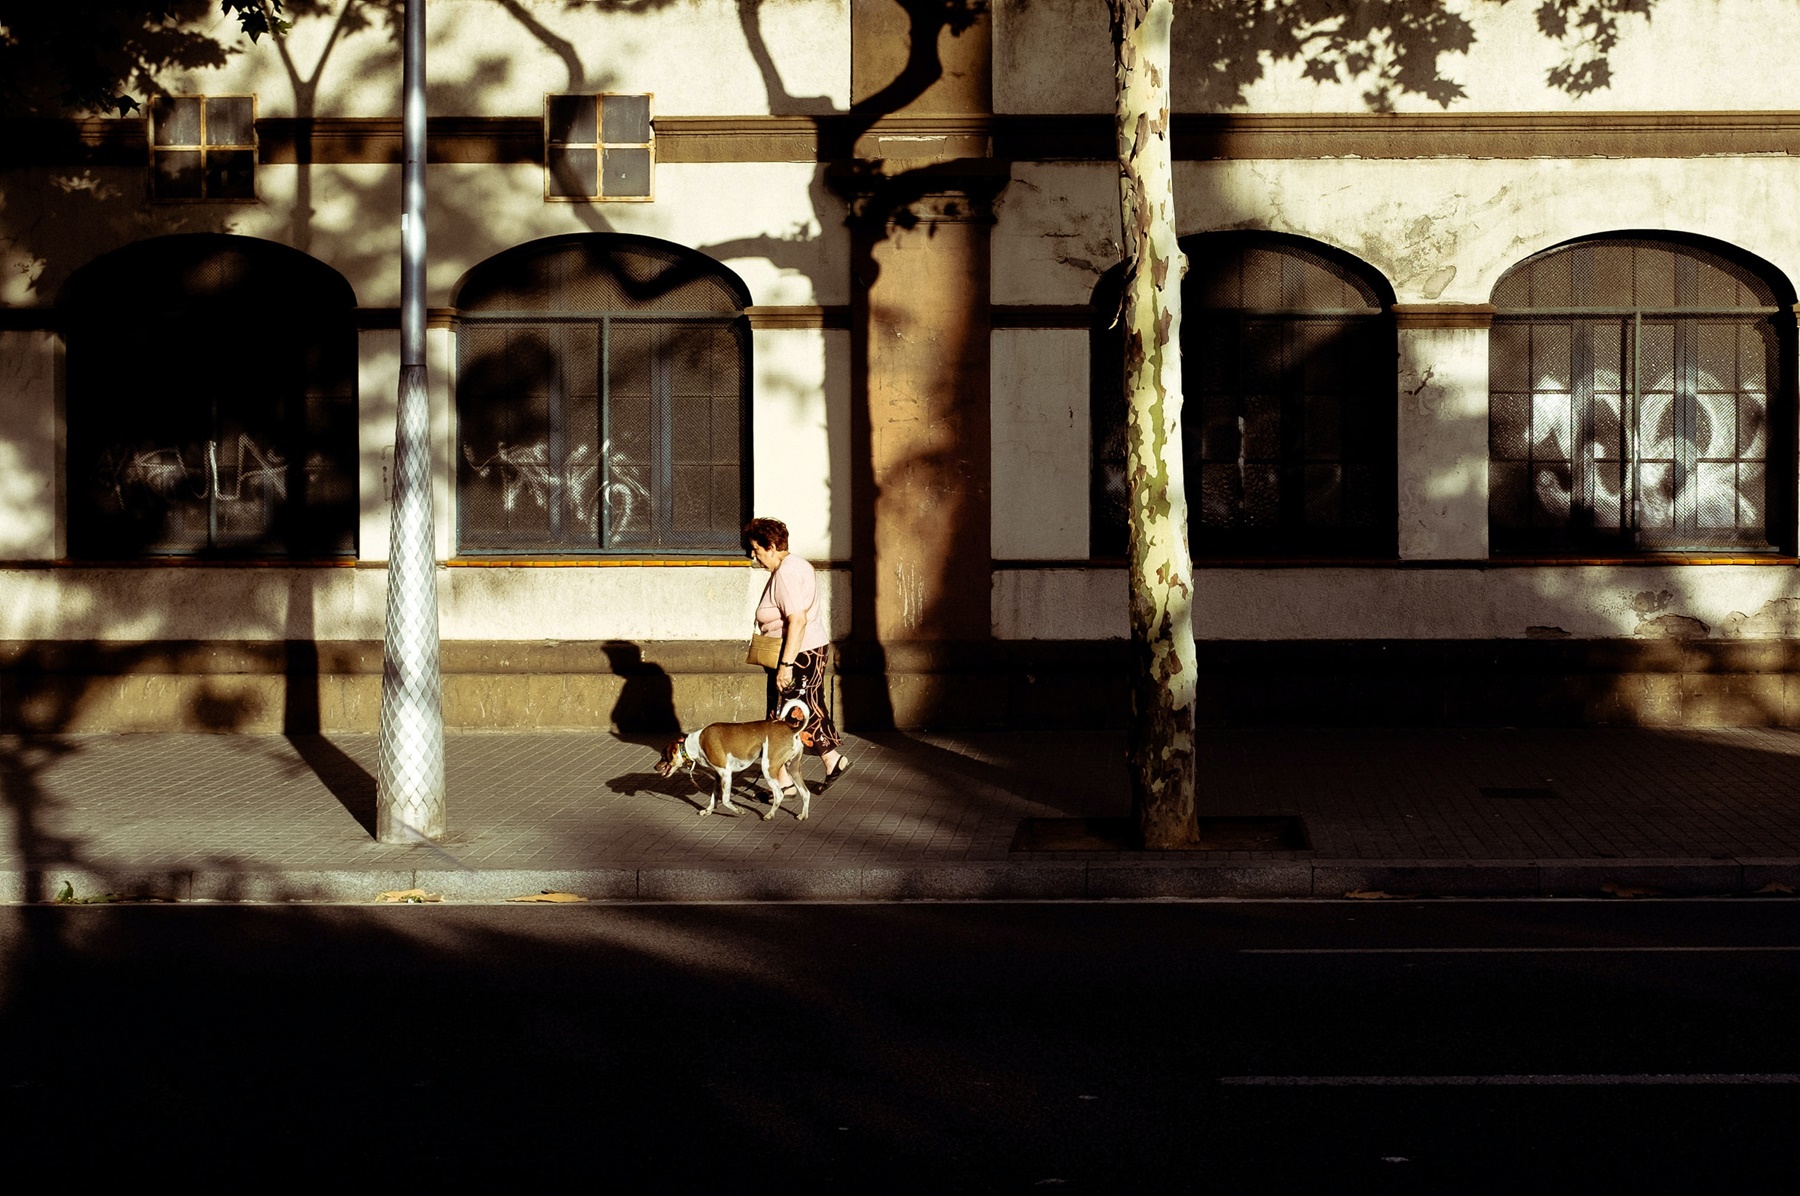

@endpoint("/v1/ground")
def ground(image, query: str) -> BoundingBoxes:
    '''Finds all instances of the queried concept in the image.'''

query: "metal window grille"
[1092,235,1396,558]
[62,236,358,558]
[1490,238,1789,553]
[149,96,257,202]
[455,237,748,554]
[545,94,653,202]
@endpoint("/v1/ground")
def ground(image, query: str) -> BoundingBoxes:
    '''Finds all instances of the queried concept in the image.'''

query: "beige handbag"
[746,633,784,669]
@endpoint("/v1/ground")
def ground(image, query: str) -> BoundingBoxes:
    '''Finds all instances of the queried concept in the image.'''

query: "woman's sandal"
[818,757,853,790]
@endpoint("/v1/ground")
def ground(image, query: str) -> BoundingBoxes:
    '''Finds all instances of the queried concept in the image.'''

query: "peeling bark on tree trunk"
[1109,0,1199,849]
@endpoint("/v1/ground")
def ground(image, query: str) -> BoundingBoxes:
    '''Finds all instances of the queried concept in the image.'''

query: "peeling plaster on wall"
[1349,191,1468,300]
[1396,326,1487,560]
[992,165,1122,305]
[1173,160,1800,308]
[1635,613,1711,640]
[1722,598,1800,639]
[1404,364,1443,415]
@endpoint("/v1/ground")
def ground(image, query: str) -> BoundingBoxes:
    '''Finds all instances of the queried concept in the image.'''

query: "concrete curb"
[8,857,1800,903]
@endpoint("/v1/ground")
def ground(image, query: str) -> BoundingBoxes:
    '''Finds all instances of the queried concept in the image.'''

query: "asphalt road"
[2,899,1797,1190]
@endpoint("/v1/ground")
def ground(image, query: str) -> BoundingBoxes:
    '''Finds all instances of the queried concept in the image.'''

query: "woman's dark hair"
[742,516,789,552]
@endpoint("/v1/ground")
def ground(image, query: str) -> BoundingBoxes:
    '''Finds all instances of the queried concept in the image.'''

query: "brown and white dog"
[654,699,814,821]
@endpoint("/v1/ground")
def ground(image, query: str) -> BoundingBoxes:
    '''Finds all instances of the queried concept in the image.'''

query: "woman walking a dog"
[744,517,851,791]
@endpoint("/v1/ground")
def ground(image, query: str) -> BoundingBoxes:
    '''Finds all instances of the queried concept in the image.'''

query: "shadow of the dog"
[606,771,689,799]
[608,770,776,815]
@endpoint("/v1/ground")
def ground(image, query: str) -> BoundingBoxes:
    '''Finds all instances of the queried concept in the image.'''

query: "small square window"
[150,95,257,202]
[545,93,654,202]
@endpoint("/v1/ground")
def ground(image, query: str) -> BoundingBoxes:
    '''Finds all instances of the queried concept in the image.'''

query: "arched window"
[455,235,750,555]
[1490,235,1795,553]
[59,235,358,559]
[1092,233,1397,558]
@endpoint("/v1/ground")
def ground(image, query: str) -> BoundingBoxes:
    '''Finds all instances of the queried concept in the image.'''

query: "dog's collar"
[682,728,703,764]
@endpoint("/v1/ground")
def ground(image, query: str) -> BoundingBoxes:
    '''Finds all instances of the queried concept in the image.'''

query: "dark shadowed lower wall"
[7,638,1800,731]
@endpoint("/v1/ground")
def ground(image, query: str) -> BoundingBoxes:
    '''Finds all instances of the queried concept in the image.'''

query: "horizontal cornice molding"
[744,305,851,329]
[12,111,1800,168]
[348,306,848,330]
[1393,303,1496,329]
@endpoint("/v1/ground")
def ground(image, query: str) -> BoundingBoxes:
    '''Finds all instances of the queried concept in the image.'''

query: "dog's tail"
[777,697,809,728]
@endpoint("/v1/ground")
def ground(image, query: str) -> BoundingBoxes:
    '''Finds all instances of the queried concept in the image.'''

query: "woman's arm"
[778,609,807,682]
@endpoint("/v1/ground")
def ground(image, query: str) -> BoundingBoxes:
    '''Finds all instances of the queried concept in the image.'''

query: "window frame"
[543,92,655,203]
[147,94,258,203]
[454,312,750,556]
[1091,232,1399,561]
[59,235,359,561]
[1488,236,1797,557]
[452,236,753,559]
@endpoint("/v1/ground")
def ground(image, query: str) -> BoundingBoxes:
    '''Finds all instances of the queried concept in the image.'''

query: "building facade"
[4,0,1800,732]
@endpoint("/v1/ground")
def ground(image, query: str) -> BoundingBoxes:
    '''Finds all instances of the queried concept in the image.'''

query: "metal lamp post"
[376,0,446,842]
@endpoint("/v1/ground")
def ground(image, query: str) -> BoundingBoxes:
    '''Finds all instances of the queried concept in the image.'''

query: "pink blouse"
[756,554,830,654]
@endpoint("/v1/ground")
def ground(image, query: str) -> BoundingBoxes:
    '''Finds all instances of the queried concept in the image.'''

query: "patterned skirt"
[770,645,841,757]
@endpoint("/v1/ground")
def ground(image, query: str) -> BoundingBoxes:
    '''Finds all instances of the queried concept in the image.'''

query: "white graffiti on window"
[101,435,290,506]
[461,440,650,534]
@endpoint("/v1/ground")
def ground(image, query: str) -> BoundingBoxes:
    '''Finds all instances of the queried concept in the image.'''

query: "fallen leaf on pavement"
[1344,889,1414,900]
[1756,881,1795,895]
[377,888,441,904]
[1600,882,1660,898]
[507,891,588,903]
[50,884,142,905]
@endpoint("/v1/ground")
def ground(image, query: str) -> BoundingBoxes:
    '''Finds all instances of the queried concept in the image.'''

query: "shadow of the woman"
[602,641,680,733]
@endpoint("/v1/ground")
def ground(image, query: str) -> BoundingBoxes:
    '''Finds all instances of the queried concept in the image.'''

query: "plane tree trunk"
[1108,0,1199,849]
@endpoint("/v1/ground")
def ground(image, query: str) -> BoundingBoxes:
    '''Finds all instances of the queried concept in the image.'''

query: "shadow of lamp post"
[376,0,447,842]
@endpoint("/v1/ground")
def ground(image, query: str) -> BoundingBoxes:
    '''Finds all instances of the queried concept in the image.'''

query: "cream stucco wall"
[1398,326,1488,561]
[997,565,1800,643]
[166,0,851,117]
[0,160,846,311]
[0,563,847,642]
[991,329,1089,560]
[429,162,846,309]
[1181,156,1800,306]
[12,0,1800,654]
[992,163,1121,307]
[0,331,58,559]
[993,568,1128,639]
[998,157,1800,308]
[996,0,1800,114]
[362,327,457,563]
[752,326,850,561]
[1198,566,1800,641]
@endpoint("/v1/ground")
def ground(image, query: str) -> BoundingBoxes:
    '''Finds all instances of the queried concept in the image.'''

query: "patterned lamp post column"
[376,0,446,842]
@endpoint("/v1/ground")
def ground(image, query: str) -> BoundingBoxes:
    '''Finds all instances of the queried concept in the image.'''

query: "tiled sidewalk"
[3,726,1799,900]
